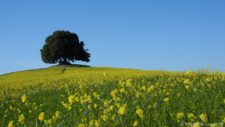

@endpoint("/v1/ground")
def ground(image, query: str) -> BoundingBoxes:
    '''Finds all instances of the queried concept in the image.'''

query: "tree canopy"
[40,30,90,65]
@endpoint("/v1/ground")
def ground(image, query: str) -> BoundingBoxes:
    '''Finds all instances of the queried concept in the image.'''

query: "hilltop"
[0,66,153,89]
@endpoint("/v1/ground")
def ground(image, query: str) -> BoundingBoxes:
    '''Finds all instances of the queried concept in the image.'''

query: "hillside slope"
[0,66,154,89]
[0,66,225,127]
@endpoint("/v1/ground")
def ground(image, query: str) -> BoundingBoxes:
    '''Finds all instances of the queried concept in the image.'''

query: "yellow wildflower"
[87,104,92,110]
[78,123,86,127]
[126,79,133,87]
[93,92,100,99]
[101,114,108,121]
[111,89,118,98]
[147,85,155,93]
[61,102,72,110]
[48,119,52,124]
[18,114,25,124]
[21,95,27,103]
[89,120,99,127]
[94,103,98,108]
[176,112,184,120]
[7,121,14,127]
[184,79,191,85]
[188,113,195,121]
[199,113,207,122]
[192,122,201,127]
[132,120,138,127]
[86,95,92,103]
[185,85,190,90]
[135,91,141,98]
[68,95,75,104]
[136,108,144,118]
[55,111,60,119]
[38,112,45,121]
[118,105,126,116]
[141,85,147,91]
[119,88,126,94]
[109,105,114,111]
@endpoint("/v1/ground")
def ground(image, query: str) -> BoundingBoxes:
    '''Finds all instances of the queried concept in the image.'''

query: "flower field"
[0,66,225,127]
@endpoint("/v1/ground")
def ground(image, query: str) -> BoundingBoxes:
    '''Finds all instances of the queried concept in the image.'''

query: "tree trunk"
[59,58,70,65]
[63,58,67,63]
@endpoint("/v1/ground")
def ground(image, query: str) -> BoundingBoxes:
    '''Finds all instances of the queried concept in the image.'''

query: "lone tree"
[40,30,90,65]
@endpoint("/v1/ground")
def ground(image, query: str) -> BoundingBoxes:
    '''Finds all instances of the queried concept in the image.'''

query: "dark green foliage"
[40,30,90,64]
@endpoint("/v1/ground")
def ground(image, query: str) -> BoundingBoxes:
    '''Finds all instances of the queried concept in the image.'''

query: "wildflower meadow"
[0,66,224,127]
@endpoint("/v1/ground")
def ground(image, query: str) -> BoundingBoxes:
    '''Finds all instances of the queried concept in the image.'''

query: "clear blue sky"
[0,0,225,74]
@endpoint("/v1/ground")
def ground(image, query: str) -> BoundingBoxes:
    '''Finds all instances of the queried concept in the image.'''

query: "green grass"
[0,66,225,127]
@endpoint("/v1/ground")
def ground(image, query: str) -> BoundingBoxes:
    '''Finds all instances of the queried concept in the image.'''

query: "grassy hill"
[0,66,225,127]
